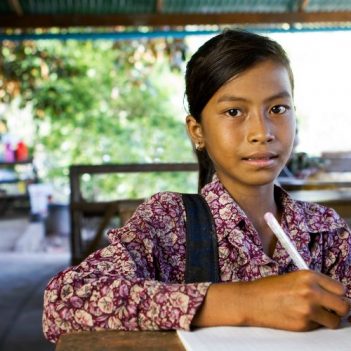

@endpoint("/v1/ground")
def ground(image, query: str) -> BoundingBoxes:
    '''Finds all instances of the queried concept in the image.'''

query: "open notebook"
[177,320,351,351]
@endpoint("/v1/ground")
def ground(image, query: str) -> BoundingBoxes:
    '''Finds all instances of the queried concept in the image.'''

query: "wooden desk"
[56,330,185,351]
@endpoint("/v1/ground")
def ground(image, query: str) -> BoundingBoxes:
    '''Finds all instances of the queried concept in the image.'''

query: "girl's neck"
[221,178,276,210]
[221,177,280,221]
[223,180,281,257]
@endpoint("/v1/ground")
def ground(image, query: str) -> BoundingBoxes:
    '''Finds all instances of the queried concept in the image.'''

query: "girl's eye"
[226,108,242,117]
[271,105,289,114]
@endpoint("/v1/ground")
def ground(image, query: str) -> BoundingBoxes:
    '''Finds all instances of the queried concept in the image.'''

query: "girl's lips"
[242,152,278,160]
[242,154,278,167]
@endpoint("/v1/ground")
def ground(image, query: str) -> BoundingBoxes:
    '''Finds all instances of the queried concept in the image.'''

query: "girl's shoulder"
[294,198,347,232]
[129,191,187,224]
[279,186,348,232]
[142,191,185,210]
[108,191,187,243]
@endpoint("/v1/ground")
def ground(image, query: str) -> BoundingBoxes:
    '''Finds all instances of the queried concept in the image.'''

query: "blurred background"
[1,1,351,350]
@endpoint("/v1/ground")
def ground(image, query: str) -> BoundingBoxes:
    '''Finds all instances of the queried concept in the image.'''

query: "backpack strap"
[182,193,220,283]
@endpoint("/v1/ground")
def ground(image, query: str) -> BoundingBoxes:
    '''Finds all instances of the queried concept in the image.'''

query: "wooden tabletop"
[55,330,185,351]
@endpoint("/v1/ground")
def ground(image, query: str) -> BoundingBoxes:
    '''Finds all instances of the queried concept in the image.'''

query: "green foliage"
[0,38,196,200]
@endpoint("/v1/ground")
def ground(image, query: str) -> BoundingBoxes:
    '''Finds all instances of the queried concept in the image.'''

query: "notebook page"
[177,321,351,351]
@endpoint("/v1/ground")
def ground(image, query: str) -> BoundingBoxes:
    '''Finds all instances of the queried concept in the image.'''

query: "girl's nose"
[247,113,275,144]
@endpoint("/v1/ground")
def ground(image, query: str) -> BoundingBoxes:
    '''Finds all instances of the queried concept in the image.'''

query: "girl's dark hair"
[185,29,294,191]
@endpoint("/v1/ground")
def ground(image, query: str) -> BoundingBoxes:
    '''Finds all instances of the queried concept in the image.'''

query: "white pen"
[264,212,309,270]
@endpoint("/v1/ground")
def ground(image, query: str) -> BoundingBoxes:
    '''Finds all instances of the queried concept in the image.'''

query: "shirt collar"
[200,176,347,271]
[202,175,345,233]
[201,175,346,258]
[201,175,247,231]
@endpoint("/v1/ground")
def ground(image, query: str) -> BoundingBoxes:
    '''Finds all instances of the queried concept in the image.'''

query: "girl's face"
[187,59,296,194]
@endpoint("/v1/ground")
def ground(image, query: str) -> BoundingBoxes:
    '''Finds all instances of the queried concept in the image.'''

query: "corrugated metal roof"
[0,0,345,15]
[307,0,351,12]
[1,0,350,15]
[163,0,298,13]
[1,0,351,29]
[0,1,12,13]
[19,0,155,15]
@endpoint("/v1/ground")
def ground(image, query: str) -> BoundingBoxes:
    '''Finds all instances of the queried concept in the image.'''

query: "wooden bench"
[69,163,198,265]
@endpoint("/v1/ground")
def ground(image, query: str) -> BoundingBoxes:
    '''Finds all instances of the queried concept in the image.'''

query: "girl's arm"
[43,193,211,343]
[193,270,349,331]
[43,243,210,343]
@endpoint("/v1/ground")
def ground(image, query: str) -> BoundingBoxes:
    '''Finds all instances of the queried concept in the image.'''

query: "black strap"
[182,194,220,283]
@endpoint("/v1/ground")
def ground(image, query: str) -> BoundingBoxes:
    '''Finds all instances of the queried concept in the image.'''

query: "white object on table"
[177,321,351,351]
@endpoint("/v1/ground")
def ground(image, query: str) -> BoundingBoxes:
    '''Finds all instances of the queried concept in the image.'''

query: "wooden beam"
[1,11,351,28]
[7,0,23,16]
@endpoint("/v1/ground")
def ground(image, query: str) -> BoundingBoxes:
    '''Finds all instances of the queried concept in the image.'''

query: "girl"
[43,30,351,343]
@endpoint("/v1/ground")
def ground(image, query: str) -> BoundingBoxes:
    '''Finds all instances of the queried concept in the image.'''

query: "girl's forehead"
[214,60,293,98]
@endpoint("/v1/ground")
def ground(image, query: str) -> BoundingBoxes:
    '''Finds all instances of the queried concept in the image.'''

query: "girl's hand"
[192,270,350,331]
[244,270,349,330]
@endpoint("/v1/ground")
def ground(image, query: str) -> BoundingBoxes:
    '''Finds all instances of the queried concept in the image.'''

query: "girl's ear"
[186,115,205,150]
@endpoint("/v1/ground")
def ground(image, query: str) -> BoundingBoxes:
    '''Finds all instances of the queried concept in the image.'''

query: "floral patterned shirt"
[43,177,351,343]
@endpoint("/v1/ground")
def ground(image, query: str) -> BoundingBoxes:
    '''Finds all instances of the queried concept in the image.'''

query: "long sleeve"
[43,193,210,343]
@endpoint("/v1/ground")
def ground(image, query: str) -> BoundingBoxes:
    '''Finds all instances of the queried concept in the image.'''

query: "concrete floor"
[0,217,70,351]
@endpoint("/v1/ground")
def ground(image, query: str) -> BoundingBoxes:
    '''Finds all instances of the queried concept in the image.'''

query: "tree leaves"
[0,38,196,198]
